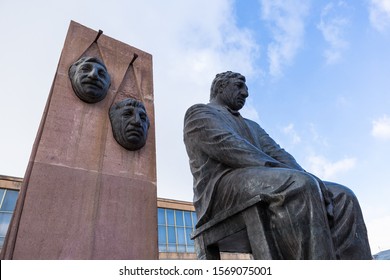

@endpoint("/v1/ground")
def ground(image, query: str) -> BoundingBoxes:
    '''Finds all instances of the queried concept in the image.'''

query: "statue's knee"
[326,182,358,203]
[294,172,321,193]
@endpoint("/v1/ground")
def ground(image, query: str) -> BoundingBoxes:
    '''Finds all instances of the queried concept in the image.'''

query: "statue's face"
[110,100,150,151]
[220,77,248,111]
[70,58,111,103]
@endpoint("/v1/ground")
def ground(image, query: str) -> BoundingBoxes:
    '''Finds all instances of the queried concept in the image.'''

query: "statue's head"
[210,71,248,111]
[69,56,111,103]
[109,98,150,151]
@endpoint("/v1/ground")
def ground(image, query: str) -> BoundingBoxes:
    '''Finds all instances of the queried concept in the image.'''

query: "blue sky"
[0,0,389,254]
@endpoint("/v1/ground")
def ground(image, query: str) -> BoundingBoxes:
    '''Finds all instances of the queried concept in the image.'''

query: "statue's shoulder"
[243,117,260,127]
[186,103,213,111]
[185,103,217,117]
[243,117,266,134]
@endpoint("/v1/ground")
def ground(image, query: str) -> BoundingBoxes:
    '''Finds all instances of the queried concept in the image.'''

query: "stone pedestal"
[1,21,157,259]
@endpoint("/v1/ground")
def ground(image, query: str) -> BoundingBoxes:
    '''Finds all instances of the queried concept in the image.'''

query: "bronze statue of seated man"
[183,71,372,259]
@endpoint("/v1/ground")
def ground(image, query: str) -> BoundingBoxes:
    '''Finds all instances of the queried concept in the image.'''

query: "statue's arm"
[184,104,286,168]
[250,120,305,171]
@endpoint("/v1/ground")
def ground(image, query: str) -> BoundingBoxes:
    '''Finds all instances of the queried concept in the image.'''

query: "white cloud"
[371,115,390,140]
[317,1,350,64]
[309,123,329,147]
[260,0,310,77]
[282,123,301,144]
[367,215,390,254]
[369,0,390,31]
[306,154,356,180]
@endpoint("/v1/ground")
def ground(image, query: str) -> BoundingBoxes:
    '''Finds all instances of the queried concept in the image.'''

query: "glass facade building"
[158,207,197,253]
[0,188,18,248]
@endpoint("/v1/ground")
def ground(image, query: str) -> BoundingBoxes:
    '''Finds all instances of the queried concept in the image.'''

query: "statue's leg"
[194,235,221,260]
[242,204,273,259]
[213,167,336,259]
[323,182,372,259]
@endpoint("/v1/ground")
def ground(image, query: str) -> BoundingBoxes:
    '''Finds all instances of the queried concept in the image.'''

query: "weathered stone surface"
[1,21,157,260]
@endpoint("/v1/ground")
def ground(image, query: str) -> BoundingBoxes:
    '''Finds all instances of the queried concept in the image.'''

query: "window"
[0,189,19,249]
[157,208,197,253]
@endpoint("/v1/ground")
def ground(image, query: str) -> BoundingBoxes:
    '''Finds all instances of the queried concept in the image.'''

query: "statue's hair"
[210,71,245,101]
[68,56,108,79]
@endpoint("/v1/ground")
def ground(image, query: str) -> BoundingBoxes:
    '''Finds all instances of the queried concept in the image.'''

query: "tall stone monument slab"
[1,21,157,259]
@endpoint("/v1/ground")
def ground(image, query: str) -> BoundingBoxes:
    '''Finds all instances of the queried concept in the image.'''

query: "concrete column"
[1,21,158,259]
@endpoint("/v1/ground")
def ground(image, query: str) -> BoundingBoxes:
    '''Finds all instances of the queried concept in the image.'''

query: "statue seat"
[191,195,272,259]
